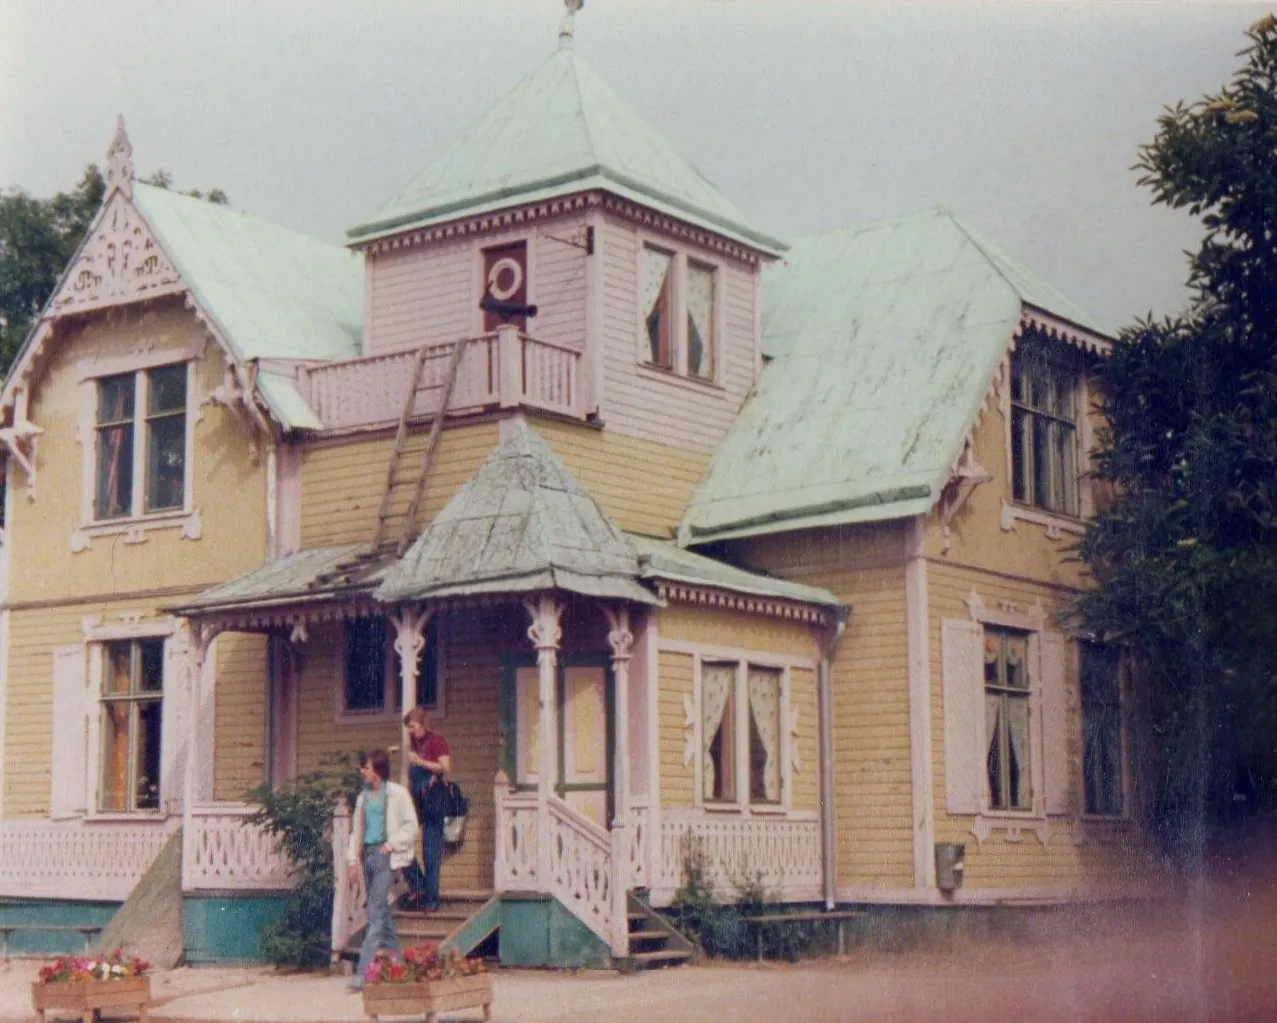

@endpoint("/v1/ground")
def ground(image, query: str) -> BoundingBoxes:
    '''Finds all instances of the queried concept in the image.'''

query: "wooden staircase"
[624,895,695,971]
[341,892,493,963]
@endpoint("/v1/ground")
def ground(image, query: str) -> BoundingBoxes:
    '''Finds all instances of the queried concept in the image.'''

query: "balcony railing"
[298,328,581,433]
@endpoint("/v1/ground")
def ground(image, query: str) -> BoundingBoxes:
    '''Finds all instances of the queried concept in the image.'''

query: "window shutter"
[942,618,984,814]
[1039,631,1069,815]
[161,628,191,814]
[50,644,89,819]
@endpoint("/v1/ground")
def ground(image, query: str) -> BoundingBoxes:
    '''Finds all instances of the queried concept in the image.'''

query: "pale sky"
[1,0,1269,333]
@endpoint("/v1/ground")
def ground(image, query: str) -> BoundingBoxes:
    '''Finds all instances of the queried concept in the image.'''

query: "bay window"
[701,660,784,808]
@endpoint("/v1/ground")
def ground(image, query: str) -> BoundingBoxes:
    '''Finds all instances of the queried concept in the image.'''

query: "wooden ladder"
[370,338,469,553]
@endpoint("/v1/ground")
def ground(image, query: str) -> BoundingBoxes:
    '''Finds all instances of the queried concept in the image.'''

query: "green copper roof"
[681,208,1108,543]
[132,183,362,429]
[377,419,658,605]
[348,47,783,254]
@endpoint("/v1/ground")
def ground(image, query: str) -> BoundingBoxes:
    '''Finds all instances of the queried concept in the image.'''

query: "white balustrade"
[331,803,366,955]
[652,811,823,906]
[181,803,294,891]
[628,803,650,890]
[298,332,579,432]
[493,785,538,890]
[0,817,179,902]
[546,797,612,941]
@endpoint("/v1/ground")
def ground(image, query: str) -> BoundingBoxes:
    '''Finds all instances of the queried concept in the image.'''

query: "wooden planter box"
[362,974,493,1022]
[32,976,151,1023]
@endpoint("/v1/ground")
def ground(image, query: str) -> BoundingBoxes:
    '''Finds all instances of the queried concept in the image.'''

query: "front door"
[501,655,613,827]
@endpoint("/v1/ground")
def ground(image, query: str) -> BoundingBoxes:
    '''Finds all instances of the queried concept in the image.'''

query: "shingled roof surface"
[376,419,658,605]
[347,46,782,254]
[680,208,1108,543]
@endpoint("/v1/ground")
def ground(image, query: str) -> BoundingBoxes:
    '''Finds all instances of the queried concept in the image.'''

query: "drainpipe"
[819,613,848,910]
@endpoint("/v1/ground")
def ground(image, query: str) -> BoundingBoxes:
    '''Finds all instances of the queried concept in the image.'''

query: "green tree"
[1074,14,1277,857]
[0,166,228,375]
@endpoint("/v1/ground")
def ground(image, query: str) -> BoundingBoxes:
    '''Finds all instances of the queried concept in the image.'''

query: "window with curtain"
[99,638,164,813]
[701,662,736,802]
[642,246,674,369]
[686,260,716,380]
[94,364,188,521]
[747,666,781,804]
[984,628,1031,811]
[343,616,441,714]
[1010,340,1080,517]
[1081,642,1124,816]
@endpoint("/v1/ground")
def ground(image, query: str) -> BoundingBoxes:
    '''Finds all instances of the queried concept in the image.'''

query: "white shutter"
[160,627,191,814]
[50,644,89,819]
[1039,631,1069,815]
[942,619,984,814]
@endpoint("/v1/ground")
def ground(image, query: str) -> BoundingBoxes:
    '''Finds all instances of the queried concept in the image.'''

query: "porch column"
[389,607,431,784]
[524,594,564,893]
[604,605,634,959]
[181,622,221,892]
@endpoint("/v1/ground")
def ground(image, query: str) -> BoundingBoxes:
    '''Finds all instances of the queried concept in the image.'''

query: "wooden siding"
[298,422,498,548]
[737,523,915,890]
[789,666,819,813]
[928,560,1152,888]
[656,649,695,809]
[365,216,588,356]
[3,594,204,817]
[597,215,758,454]
[925,375,1089,588]
[530,419,710,538]
[9,300,266,605]
[656,604,819,661]
[212,633,269,802]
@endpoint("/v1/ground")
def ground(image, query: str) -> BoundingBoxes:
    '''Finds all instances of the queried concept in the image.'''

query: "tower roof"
[348,48,783,254]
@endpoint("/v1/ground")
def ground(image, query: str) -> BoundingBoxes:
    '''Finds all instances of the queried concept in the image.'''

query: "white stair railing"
[546,796,613,945]
[330,803,366,956]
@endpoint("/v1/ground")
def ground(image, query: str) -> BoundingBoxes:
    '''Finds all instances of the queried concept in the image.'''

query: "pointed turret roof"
[376,419,658,605]
[348,48,783,254]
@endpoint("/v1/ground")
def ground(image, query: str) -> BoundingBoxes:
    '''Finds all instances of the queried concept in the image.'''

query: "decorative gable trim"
[1019,306,1111,356]
[653,580,833,626]
[49,191,185,320]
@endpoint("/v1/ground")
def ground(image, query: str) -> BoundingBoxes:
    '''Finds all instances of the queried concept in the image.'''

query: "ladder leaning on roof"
[370,336,470,553]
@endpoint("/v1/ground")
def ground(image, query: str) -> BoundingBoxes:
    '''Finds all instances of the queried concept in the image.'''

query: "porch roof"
[376,419,659,607]
[165,544,392,618]
[627,533,842,611]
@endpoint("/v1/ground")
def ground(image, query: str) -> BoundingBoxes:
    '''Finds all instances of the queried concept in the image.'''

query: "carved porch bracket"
[201,362,265,465]
[939,437,992,555]
[0,416,43,501]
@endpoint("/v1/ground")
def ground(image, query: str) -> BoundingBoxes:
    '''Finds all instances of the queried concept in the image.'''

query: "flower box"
[361,973,493,1022]
[32,975,152,1023]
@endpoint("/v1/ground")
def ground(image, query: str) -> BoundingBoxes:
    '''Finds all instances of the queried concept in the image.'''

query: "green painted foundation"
[181,894,290,965]
[0,899,120,957]
[493,894,611,969]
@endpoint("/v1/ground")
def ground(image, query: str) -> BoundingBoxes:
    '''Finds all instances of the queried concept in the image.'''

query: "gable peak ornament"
[558,0,583,50]
[106,114,135,200]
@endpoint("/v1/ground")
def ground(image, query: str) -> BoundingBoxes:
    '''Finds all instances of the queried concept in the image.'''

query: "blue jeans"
[354,845,399,986]
[407,766,443,908]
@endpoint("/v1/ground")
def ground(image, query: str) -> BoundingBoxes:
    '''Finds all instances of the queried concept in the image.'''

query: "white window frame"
[692,654,790,815]
[635,235,724,387]
[73,350,200,551]
[965,592,1049,845]
[84,617,177,822]
[1078,641,1131,821]
[335,614,445,724]
[999,337,1094,539]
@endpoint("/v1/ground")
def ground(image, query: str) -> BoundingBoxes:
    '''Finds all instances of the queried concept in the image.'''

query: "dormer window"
[94,364,188,521]
[1010,341,1079,518]
[641,242,720,382]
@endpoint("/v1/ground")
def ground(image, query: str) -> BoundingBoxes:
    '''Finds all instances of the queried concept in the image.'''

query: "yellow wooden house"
[0,18,1153,967]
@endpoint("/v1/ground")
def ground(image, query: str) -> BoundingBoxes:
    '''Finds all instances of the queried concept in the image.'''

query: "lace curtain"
[747,667,781,803]
[701,663,734,800]
[686,262,714,378]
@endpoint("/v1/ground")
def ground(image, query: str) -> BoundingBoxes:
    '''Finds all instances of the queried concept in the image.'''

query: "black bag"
[420,778,467,823]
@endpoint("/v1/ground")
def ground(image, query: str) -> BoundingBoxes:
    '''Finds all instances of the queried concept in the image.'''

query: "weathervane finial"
[106,114,134,201]
[559,0,583,50]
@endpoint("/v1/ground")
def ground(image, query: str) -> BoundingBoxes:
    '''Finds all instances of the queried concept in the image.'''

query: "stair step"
[627,929,669,944]
[631,949,694,968]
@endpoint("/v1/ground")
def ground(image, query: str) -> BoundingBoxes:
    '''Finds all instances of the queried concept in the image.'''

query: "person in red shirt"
[403,706,451,911]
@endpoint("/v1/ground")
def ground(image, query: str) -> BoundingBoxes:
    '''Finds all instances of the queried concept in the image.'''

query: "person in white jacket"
[346,748,418,990]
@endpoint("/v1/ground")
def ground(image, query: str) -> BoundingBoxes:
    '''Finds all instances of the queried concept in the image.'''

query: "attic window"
[643,246,674,369]
[640,243,720,382]
[94,364,188,521]
[1010,342,1079,518]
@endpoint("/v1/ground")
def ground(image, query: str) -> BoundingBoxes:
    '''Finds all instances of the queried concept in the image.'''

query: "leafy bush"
[245,755,361,969]
[664,834,815,961]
